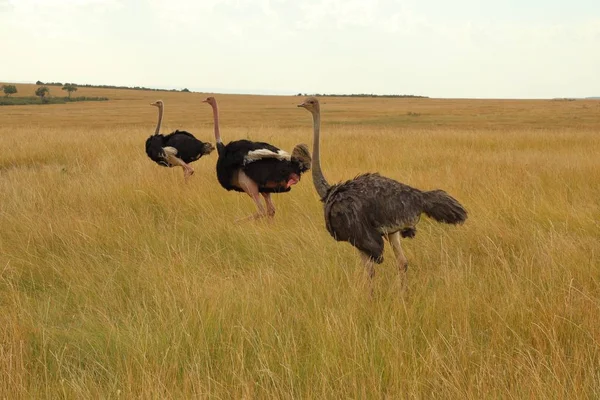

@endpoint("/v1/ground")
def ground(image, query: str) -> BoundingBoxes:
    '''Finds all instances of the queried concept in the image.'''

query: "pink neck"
[154,104,163,135]
[211,102,221,143]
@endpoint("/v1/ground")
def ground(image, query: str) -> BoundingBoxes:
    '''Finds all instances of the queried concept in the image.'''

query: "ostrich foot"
[234,212,267,224]
[184,168,195,179]
[261,193,276,217]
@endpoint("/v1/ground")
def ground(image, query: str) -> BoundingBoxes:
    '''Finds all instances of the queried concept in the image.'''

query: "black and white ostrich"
[145,100,214,180]
[203,96,311,220]
[298,97,467,283]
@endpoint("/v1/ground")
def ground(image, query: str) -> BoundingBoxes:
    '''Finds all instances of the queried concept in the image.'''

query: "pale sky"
[1,0,599,98]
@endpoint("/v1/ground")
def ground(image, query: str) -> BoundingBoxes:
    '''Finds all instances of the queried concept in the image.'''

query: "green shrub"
[0,96,109,106]
[2,84,18,97]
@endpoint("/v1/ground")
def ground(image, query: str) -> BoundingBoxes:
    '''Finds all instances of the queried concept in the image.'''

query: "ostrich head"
[150,100,164,108]
[291,143,312,172]
[202,97,216,107]
[203,142,216,155]
[297,97,320,114]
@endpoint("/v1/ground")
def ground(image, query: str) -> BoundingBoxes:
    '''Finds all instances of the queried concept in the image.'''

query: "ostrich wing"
[223,139,290,165]
[163,130,208,163]
[324,174,425,239]
[244,148,291,164]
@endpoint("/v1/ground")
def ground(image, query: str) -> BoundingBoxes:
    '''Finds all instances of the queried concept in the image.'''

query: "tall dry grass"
[1,85,599,398]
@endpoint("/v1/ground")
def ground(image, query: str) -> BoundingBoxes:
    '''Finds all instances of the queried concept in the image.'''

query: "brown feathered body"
[322,173,467,263]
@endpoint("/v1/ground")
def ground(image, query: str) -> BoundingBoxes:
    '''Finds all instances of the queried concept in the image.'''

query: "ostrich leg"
[163,147,194,180]
[358,250,376,296]
[262,193,276,217]
[236,170,267,222]
[167,155,194,179]
[386,231,409,290]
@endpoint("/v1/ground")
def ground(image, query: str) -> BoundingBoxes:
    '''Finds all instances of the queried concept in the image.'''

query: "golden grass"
[1,84,599,398]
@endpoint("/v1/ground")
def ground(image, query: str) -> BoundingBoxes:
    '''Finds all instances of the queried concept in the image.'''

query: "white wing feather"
[244,149,291,164]
[163,146,178,157]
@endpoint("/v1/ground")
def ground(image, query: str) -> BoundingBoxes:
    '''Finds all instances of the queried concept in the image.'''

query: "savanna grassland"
[1,83,600,398]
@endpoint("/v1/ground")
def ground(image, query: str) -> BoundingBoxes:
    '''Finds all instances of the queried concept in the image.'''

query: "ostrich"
[145,100,215,180]
[203,96,311,220]
[297,97,467,284]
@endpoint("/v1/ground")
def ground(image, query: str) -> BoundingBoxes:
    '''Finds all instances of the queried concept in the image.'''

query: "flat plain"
[1,83,599,398]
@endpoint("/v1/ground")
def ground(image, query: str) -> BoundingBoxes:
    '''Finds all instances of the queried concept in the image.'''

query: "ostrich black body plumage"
[145,100,214,179]
[146,130,213,167]
[298,96,467,286]
[204,96,311,220]
[216,139,311,194]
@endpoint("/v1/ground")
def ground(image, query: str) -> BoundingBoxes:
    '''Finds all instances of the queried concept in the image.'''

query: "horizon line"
[1,79,599,100]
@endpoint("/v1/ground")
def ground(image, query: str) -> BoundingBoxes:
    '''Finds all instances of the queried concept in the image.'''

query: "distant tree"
[181,88,190,92]
[35,86,50,101]
[36,80,44,85]
[62,84,78,98]
[2,84,17,97]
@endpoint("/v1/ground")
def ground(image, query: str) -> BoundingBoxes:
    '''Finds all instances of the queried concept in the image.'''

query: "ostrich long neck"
[154,104,163,135]
[211,102,222,143]
[311,109,330,199]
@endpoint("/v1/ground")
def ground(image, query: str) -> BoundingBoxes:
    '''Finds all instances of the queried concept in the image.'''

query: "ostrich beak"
[297,103,306,108]
[205,143,215,153]
[202,99,208,103]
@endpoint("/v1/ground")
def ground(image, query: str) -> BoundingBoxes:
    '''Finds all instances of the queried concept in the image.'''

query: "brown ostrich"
[145,100,214,180]
[298,97,467,284]
[203,96,311,220]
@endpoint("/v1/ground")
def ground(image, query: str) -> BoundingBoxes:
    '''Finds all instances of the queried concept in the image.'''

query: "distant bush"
[79,82,182,92]
[0,96,49,105]
[2,84,17,97]
[296,93,428,98]
[68,96,109,102]
[36,80,62,86]
[69,96,108,103]
[0,96,109,106]
[62,84,78,98]
[35,79,190,92]
[35,86,50,101]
